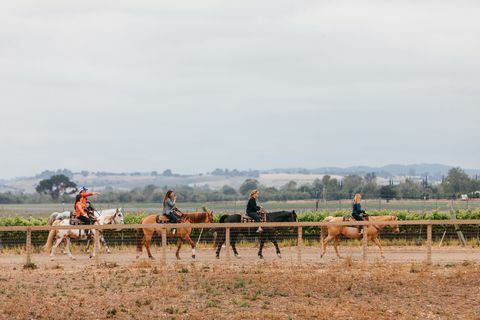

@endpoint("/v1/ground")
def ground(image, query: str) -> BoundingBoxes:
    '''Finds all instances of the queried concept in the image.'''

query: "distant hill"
[0,164,479,193]
[267,164,480,179]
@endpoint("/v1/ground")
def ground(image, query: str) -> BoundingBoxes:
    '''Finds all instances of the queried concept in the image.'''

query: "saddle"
[156,215,170,224]
[69,212,82,225]
[241,215,266,223]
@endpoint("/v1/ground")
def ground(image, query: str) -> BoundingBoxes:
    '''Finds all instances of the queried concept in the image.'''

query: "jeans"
[165,212,178,223]
[247,211,261,222]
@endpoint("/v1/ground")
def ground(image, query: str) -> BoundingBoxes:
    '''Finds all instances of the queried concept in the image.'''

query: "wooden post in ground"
[94,227,100,265]
[450,205,467,246]
[426,224,432,265]
[161,227,167,265]
[297,226,303,263]
[225,227,231,261]
[26,228,32,265]
[320,226,324,258]
[362,224,368,262]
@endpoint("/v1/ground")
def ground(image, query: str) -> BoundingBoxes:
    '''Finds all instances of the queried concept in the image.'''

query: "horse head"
[205,210,214,223]
[390,215,400,233]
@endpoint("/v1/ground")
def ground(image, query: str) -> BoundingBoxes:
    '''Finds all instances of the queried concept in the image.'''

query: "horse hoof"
[149,256,155,260]
[192,255,196,259]
[215,255,220,259]
[71,257,76,260]
[176,257,180,260]
[107,251,112,254]
[258,255,264,259]
[50,257,55,261]
[235,254,241,259]
[277,254,282,259]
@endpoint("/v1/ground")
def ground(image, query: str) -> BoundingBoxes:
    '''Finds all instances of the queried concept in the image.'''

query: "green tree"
[380,185,397,202]
[442,167,473,196]
[239,179,259,196]
[221,185,237,196]
[35,174,77,200]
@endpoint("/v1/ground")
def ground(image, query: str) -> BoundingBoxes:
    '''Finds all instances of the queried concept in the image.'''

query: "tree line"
[0,167,478,204]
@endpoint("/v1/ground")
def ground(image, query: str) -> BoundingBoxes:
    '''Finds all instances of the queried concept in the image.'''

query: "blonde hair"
[249,189,259,198]
[353,193,362,204]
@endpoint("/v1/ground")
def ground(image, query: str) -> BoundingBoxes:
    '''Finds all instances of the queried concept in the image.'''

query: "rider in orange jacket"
[75,186,100,224]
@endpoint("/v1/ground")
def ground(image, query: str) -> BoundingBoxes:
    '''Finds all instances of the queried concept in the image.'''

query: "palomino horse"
[45,210,124,260]
[214,210,297,259]
[136,211,214,260]
[320,215,400,259]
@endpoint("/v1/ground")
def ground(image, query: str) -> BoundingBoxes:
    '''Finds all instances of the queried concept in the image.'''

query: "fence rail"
[1,219,479,266]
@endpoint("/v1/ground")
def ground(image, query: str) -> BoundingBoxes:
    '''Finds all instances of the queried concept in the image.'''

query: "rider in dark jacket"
[352,193,366,234]
[246,190,263,233]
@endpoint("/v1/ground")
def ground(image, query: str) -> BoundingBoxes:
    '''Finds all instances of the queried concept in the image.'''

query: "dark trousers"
[165,212,178,223]
[78,215,91,224]
[247,211,261,222]
[352,212,364,221]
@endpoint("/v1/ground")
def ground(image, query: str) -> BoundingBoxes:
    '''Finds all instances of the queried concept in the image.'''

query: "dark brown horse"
[136,211,214,260]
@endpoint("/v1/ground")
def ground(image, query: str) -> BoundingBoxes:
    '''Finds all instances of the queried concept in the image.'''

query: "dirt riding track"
[1,245,480,268]
[1,249,480,320]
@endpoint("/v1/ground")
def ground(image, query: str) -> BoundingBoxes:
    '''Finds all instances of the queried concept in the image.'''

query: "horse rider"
[163,190,180,234]
[352,193,367,234]
[246,189,263,233]
[79,186,100,211]
[76,186,100,224]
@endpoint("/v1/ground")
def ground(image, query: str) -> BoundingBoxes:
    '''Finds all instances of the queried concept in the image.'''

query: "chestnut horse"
[320,215,400,259]
[136,211,214,260]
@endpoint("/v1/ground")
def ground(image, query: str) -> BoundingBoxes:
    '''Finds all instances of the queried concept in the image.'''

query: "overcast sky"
[0,0,479,179]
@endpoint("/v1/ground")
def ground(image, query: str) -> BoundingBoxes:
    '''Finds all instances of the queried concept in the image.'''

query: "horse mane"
[182,211,209,223]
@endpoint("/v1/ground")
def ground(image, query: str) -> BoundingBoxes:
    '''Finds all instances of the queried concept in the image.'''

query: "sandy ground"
[0,253,479,319]
[1,245,479,269]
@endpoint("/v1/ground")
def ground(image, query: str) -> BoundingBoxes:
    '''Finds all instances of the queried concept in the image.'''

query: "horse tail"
[47,213,57,226]
[136,228,145,253]
[44,229,56,251]
[323,216,335,222]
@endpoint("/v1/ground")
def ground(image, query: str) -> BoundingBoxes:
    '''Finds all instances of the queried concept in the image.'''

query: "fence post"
[297,226,303,263]
[94,227,100,265]
[161,227,167,265]
[225,227,231,261]
[26,228,32,265]
[362,224,368,262]
[426,224,432,265]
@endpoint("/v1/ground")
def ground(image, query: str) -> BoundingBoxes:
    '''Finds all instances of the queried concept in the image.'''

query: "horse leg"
[258,236,265,259]
[176,238,183,260]
[272,236,281,258]
[100,235,111,254]
[372,237,384,258]
[65,237,75,260]
[215,240,224,259]
[50,235,65,260]
[144,232,154,259]
[89,231,97,259]
[184,234,196,259]
[85,238,91,254]
[333,236,342,258]
[321,234,335,258]
[232,241,240,258]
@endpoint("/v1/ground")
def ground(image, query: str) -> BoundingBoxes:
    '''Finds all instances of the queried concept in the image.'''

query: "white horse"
[86,209,124,253]
[46,208,124,254]
[45,209,124,260]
